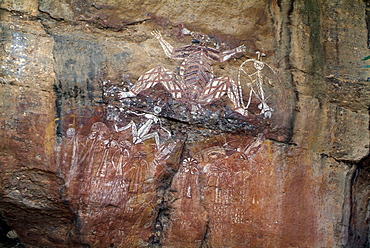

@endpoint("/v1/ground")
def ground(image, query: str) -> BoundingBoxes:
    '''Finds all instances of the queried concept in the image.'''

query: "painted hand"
[236,44,246,53]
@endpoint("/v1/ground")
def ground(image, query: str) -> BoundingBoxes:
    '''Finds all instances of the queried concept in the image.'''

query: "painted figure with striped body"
[120,29,247,115]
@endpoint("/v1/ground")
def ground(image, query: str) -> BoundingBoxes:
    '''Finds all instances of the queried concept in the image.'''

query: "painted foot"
[258,102,273,118]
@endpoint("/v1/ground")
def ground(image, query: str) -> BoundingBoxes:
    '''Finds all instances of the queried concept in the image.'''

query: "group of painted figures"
[101,28,283,152]
[118,28,281,119]
[83,28,281,190]
[60,28,282,244]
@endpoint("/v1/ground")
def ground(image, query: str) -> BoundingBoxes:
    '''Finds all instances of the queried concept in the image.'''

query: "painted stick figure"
[115,107,171,149]
[120,29,247,115]
[238,51,281,118]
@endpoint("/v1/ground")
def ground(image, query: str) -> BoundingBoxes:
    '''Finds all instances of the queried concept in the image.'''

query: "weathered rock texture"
[0,0,369,247]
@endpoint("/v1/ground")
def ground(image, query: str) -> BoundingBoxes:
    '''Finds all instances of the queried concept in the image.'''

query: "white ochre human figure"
[115,107,171,149]
[238,51,281,118]
[120,29,247,115]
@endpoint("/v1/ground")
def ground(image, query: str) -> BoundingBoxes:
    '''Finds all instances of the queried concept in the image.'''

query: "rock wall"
[0,0,369,247]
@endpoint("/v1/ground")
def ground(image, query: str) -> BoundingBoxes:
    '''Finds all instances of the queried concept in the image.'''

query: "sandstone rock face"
[0,0,369,247]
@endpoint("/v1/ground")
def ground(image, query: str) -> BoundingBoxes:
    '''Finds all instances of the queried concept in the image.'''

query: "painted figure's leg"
[198,76,230,103]
[140,132,161,149]
[136,119,153,143]
[119,66,183,99]
[198,76,248,116]
[160,76,183,100]
[118,66,166,98]
[119,66,165,98]
[115,121,135,133]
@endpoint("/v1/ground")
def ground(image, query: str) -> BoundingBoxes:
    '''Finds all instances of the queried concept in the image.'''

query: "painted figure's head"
[254,60,265,71]
[254,51,266,70]
[190,32,211,45]
[181,27,210,45]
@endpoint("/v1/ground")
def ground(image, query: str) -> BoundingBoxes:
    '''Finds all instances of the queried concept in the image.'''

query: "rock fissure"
[37,8,66,22]
[364,0,370,48]
[199,218,210,248]
[125,18,152,26]
[320,153,366,165]
[149,171,180,247]
[347,153,370,247]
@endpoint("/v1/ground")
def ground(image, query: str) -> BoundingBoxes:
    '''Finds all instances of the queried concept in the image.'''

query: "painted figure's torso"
[173,45,219,101]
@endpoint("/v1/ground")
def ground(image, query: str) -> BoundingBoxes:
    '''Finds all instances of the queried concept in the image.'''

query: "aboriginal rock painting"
[119,29,248,115]
[114,107,171,149]
[238,51,283,118]
[59,119,181,246]
[58,27,289,246]
[116,28,284,118]
[164,134,284,247]
[103,27,288,132]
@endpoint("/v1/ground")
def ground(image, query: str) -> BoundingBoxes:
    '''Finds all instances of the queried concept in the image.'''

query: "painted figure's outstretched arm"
[151,30,174,58]
[219,45,246,62]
